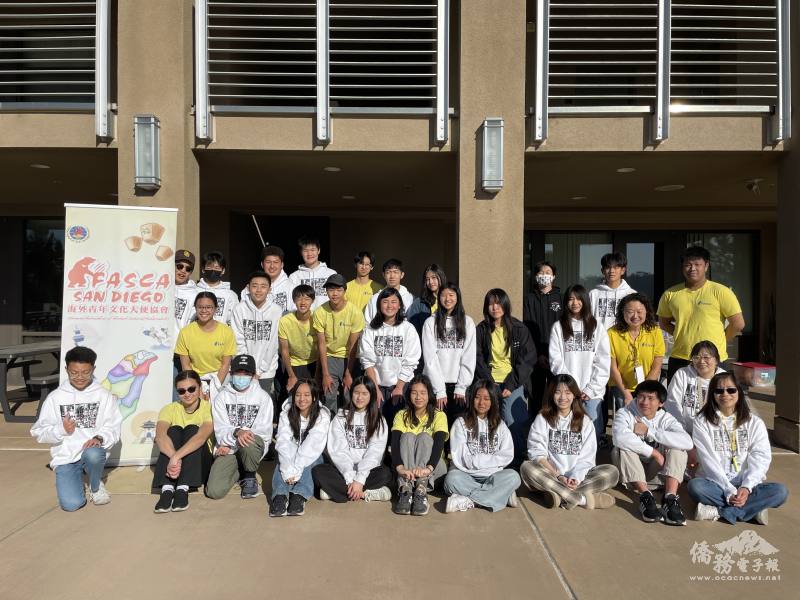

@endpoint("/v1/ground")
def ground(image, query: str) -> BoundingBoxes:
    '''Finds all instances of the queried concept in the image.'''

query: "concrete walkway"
[1,408,797,600]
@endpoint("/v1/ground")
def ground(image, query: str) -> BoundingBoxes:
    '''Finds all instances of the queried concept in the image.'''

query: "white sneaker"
[89,482,111,506]
[445,494,474,513]
[508,491,519,508]
[754,509,769,525]
[364,486,392,502]
[319,489,331,501]
[694,502,719,521]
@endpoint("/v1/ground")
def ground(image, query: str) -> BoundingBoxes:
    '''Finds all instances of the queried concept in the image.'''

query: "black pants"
[152,425,212,488]
[312,463,393,503]
[529,362,553,418]
[666,357,691,383]
[443,382,467,429]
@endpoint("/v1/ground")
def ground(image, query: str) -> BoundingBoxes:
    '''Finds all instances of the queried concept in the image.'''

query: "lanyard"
[627,330,641,367]
[721,418,740,473]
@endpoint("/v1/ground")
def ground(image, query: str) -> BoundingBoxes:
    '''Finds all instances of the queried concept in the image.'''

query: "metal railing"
[531,0,791,144]
[195,0,451,144]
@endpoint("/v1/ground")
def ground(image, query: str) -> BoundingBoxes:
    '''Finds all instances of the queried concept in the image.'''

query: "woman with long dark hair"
[474,288,537,465]
[312,376,392,503]
[444,380,520,513]
[269,379,331,517]
[689,372,788,524]
[421,283,476,426]
[549,284,610,442]
[408,264,447,333]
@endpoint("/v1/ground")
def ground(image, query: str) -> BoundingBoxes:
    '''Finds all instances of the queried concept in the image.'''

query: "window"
[544,233,612,292]
[23,219,64,332]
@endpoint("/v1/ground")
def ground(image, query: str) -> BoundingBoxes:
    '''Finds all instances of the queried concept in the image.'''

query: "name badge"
[634,365,645,384]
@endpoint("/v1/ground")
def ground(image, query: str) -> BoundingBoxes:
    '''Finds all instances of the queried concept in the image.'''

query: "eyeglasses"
[67,370,93,379]
[176,263,193,272]
[713,387,738,396]
[692,354,715,362]
[176,385,197,395]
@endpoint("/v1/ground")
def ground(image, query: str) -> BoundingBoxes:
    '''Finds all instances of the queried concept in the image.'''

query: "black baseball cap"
[323,273,347,289]
[231,354,256,375]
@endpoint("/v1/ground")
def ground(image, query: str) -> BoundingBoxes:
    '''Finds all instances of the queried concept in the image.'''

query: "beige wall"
[0,114,112,149]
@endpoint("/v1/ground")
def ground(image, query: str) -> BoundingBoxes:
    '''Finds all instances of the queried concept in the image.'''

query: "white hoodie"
[612,403,693,458]
[527,412,597,482]
[359,320,421,387]
[174,280,199,339]
[692,412,771,497]
[275,404,331,481]
[665,365,726,434]
[327,408,388,484]
[450,416,514,478]
[30,379,122,468]
[212,380,274,459]
[589,280,636,331]
[549,319,611,399]
[288,262,337,310]
[421,315,476,398]
[197,279,240,325]
[240,270,296,315]
[231,296,283,379]
[364,285,415,322]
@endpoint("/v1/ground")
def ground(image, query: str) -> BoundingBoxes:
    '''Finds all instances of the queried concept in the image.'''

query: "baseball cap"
[323,273,347,289]
[231,354,256,375]
[175,249,195,269]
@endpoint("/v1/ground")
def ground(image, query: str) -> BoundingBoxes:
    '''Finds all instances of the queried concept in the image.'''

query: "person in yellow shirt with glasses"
[345,250,383,312]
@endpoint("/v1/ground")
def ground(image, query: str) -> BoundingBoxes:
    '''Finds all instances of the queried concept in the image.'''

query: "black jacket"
[475,317,537,396]
[523,287,562,358]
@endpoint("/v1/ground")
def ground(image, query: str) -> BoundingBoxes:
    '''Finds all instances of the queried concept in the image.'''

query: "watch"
[93,435,104,444]
[233,428,242,437]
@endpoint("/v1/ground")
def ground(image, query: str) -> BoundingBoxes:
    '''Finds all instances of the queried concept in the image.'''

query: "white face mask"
[536,274,554,287]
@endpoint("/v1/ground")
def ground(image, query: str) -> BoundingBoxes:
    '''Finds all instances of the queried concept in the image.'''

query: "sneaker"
[639,491,662,523]
[394,489,413,515]
[584,491,615,510]
[154,489,174,513]
[286,493,306,516]
[661,494,687,526]
[89,482,111,506]
[269,494,288,517]
[364,486,392,503]
[754,509,769,526]
[508,491,519,508]
[694,502,719,522]
[171,489,189,512]
[542,489,561,509]
[411,490,430,516]
[240,477,260,499]
[319,489,331,501]
[446,494,474,513]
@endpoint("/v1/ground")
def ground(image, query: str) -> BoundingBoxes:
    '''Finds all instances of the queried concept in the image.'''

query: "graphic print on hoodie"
[59,402,100,428]
[589,280,635,330]
[467,428,499,455]
[225,403,260,428]
[346,424,368,449]
[288,263,336,310]
[564,331,596,352]
[375,334,404,357]
[549,428,583,456]
[713,427,749,454]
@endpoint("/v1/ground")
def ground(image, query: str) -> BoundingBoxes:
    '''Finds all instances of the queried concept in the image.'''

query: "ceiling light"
[654,184,685,192]
[571,195,588,201]
[616,167,636,173]
[342,195,356,200]
[30,163,50,169]
[323,166,341,172]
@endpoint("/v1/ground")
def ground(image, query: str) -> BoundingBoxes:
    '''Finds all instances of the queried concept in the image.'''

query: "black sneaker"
[154,489,173,513]
[661,494,687,526]
[171,489,189,512]
[639,491,662,523]
[269,494,288,517]
[394,489,413,515]
[286,493,306,516]
[411,490,430,516]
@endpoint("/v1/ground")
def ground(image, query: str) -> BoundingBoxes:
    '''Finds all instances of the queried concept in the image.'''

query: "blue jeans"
[687,478,789,524]
[271,455,323,500]
[444,468,521,512]
[582,397,604,442]
[54,447,107,512]
[499,385,530,466]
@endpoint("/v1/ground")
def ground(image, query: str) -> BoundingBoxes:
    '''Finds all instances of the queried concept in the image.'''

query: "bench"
[24,374,60,421]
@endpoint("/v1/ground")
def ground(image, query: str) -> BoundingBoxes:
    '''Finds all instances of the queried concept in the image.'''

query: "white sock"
[577,495,587,506]
[176,485,189,492]
[161,484,175,493]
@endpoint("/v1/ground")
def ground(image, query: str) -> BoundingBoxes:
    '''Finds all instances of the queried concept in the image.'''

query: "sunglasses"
[176,385,197,395]
[713,387,738,395]
[176,263,193,272]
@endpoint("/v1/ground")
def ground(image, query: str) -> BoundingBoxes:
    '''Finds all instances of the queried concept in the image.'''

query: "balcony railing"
[195,0,451,144]
[531,0,791,144]
[0,0,112,137]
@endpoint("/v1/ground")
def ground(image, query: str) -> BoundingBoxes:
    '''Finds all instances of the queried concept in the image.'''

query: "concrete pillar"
[457,0,526,319]
[774,5,800,451]
[115,0,199,255]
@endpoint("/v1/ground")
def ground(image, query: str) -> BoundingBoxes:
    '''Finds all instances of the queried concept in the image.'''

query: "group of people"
[31,239,788,526]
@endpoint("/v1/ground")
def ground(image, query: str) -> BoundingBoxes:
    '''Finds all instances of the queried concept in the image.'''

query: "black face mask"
[202,270,222,283]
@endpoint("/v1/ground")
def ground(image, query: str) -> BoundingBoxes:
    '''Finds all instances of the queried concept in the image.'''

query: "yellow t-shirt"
[608,326,666,391]
[174,321,237,376]
[657,280,741,361]
[158,399,212,428]
[278,312,319,366]
[490,326,512,383]
[392,408,449,440]
[312,301,365,359]
[345,279,383,312]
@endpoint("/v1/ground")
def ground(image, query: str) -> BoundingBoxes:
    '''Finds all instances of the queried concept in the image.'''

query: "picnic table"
[0,341,61,423]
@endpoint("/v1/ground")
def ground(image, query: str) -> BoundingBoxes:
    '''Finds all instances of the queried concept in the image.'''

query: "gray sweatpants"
[612,447,687,490]
[320,356,346,413]
[397,432,447,492]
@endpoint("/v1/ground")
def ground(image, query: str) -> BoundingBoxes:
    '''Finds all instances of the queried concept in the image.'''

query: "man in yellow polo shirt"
[313,274,365,412]
[657,246,744,381]
[345,250,383,312]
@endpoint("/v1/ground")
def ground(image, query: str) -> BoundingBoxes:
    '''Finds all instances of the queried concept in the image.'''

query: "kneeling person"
[31,346,122,511]
[612,380,692,525]
[207,355,274,500]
